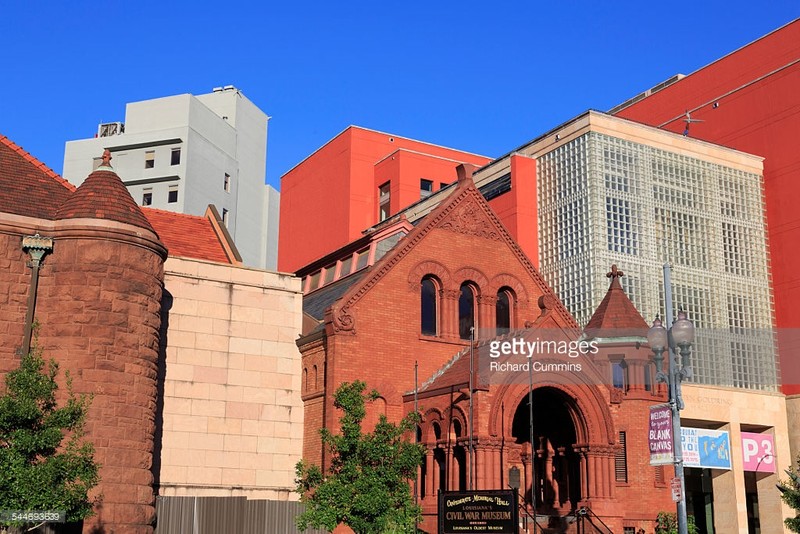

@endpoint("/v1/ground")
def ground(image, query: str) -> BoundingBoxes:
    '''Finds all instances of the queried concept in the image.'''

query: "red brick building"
[298,165,672,532]
[278,126,491,272]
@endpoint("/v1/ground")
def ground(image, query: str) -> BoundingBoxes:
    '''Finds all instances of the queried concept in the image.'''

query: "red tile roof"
[143,208,234,264]
[0,135,74,219]
[584,265,649,338]
[1,133,235,266]
[56,167,154,232]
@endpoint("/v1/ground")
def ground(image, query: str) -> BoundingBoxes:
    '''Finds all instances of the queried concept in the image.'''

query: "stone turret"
[0,142,166,533]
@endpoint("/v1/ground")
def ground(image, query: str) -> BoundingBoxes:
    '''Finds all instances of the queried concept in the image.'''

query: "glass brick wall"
[537,132,777,390]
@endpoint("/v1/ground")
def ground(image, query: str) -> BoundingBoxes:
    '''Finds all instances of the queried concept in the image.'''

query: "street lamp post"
[648,310,695,534]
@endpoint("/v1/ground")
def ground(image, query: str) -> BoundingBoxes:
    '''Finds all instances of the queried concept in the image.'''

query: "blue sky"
[1,2,797,189]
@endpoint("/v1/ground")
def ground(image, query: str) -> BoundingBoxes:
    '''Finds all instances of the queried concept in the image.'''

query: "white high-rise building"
[63,87,278,269]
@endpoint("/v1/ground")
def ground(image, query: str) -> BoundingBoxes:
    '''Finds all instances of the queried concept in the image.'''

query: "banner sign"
[741,432,776,473]
[649,404,673,465]
[681,427,731,469]
[438,490,517,534]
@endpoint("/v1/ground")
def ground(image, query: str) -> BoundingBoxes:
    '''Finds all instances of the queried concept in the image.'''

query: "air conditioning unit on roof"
[98,122,125,138]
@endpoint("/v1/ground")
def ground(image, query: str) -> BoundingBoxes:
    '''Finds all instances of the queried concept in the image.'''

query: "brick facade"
[298,168,673,532]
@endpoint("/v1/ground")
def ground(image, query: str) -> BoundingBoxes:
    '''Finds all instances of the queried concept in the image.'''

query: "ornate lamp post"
[648,310,695,534]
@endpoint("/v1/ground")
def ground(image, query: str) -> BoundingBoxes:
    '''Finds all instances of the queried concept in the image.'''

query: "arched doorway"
[511,387,583,514]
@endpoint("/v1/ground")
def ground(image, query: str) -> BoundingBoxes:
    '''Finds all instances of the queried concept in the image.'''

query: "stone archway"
[511,387,583,514]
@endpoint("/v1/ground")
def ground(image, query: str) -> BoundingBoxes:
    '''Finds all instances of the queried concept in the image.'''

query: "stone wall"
[0,232,29,372]
[0,218,166,534]
[156,257,304,500]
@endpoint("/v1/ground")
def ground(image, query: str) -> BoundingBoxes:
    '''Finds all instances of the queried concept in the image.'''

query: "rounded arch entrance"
[512,387,581,512]
[501,383,615,515]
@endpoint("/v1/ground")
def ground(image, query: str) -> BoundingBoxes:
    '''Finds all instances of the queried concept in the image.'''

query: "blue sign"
[681,427,731,470]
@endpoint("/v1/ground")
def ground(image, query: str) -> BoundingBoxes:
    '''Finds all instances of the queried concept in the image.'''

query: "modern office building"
[382,111,776,392]
[63,87,279,270]
[278,125,491,272]
[610,19,800,394]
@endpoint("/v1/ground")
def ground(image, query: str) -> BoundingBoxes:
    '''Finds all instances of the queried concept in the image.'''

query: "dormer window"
[340,256,353,277]
[323,263,336,285]
[355,248,370,271]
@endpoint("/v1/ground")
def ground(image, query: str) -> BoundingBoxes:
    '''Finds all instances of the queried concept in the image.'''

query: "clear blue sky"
[1,2,797,189]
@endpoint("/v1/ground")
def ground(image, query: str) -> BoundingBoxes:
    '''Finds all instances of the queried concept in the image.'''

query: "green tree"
[0,342,99,532]
[778,461,800,532]
[295,381,424,534]
[655,511,698,534]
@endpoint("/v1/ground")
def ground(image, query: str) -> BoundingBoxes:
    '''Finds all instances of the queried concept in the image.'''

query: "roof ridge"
[326,173,579,334]
[0,135,76,192]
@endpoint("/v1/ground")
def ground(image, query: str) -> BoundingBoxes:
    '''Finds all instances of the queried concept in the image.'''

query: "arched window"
[496,287,513,335]
[459,282,477,340]
[421,276,438,336]
[432,421,442,441]
[452,419,462,439]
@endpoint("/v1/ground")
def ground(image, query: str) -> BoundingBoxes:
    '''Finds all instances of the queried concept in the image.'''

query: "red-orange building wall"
[487,154,539,267]
[615,19,800,390]
[278,126,490,272]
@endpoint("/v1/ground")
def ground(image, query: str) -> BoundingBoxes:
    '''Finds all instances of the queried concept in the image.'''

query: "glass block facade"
[537,132,777,390]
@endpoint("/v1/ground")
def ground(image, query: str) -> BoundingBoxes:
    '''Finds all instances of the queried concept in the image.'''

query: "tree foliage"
[654,511,697,534]
[0,342,99,531]
[295,381,424,534]
[779,461,800,532]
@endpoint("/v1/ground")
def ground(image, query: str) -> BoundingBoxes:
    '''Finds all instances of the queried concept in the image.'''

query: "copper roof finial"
[607,264,624,279]
[101,149,112,167]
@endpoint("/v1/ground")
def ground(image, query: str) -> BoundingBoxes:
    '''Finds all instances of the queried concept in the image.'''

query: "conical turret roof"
[56,151,154,232]
[584,265,648,339]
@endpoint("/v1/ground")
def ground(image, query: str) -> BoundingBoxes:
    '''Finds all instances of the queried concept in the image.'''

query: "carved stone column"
[575,446,589,500]
[489,445,500,490]
[447,446,456,491]
[482,446,493,490]
[588,452,598,498]
[442,289,459,340]
[477,294,496,339]
[425,448,435,500]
